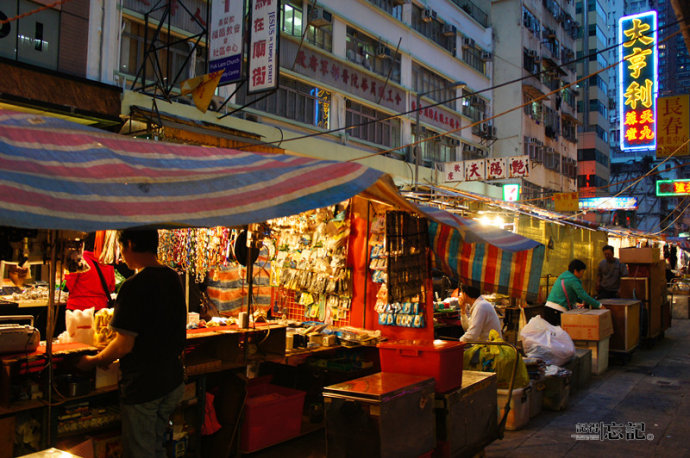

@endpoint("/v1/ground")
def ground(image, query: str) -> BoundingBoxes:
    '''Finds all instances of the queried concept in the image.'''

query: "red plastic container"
[240,381,306,452]
[378,340,465,393]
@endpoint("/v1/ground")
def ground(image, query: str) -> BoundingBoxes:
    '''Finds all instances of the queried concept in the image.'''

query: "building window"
[523,95,543,124]
[562,117,577,143]
[365,0,403,21]
[461,42,487,75]
[410,5,456,55]
[345,100,401,149]
[412,63,459,111]
[282,1,332,52]
[413,126,459,164]
[522,6,541,37]
[236,77,330,128]
[462,89,487,123]
[119,18,206,85]
[346,27,401,83]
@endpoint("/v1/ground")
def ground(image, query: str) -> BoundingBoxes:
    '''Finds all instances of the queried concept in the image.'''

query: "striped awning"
[0,109,390,231]
[418,205,545,301]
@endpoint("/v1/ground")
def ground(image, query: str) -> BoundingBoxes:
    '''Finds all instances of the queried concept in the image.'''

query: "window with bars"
[461,45,486,74]
[411,63,458,111]
[345,100,401,149]
[366,0,403,20]
[461,89,486,123]
[345,27,401,83]
[410,5,456,55]
[235,76,331,128]
[281,0,333,52]
[412,126,459,164]
[523,95,543,124]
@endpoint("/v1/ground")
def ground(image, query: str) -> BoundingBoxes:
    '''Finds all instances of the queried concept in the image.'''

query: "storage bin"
[323,372,435,458]
[543,371,570,411]
[240,381,306,453]
[378,340,465,393]
[574,336,610,375]
[496,384,531,430]
[529,378,545,419]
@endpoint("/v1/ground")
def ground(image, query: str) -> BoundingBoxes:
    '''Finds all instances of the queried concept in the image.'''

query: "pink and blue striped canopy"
[0,110,387,231]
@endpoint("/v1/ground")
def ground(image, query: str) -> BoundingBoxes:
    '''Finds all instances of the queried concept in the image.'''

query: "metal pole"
[414,92,421,192]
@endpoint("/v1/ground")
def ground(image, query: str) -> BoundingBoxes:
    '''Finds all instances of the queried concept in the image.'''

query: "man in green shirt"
[544,259,602,326]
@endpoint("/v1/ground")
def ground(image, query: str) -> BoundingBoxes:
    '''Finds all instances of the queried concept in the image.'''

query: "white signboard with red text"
[248,0,279,93]
[443,156,529,182]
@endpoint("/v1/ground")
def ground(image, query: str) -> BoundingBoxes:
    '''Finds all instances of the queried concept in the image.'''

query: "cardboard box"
[561,309,613,341]
[600,299,641,352]
[619,247,661,264]
[574,337,609,375]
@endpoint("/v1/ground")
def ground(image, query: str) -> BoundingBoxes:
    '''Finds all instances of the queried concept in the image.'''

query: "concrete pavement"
[485,319,690,457]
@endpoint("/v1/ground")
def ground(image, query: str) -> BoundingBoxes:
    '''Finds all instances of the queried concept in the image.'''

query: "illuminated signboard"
[503,184,521,202]
[656,179,690,196]
[579,197,638,210]
[619,11,658,152]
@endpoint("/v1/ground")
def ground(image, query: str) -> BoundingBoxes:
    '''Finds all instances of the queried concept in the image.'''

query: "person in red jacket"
[65,233,115,311]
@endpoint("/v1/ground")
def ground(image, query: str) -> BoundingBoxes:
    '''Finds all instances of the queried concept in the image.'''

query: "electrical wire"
[0,0,74,25]
[227,13,688,154]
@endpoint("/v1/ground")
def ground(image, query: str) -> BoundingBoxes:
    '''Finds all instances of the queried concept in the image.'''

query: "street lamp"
[414,80,466,192]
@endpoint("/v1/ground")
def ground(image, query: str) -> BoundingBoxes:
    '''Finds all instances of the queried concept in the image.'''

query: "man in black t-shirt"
[78,229,186,457]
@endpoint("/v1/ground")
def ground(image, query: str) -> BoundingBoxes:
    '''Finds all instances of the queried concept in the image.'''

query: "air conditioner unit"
[308,6,332,27]
[481,51,493,61]
[376,43,391,58]
[462,37,475,48]
[422,8,435,22]
[442,23,457,37]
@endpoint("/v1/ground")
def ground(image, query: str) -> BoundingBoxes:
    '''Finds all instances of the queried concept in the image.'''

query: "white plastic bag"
[520,315,575,366]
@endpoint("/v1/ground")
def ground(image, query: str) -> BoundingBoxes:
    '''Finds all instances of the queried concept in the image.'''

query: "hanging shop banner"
[657,95,690,157]
[553,192,579,212]
[619,11,657,152]
[248,0,280,93]
[508,155,530,178]
[579,196,638,211]
[209,0,244,85]
[443,156,530,182]
[503,184,521,202]
[656,179,690,196]
[487,158,507,180]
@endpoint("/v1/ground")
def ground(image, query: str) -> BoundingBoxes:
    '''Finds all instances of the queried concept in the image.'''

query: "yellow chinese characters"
[624,79,653,110]
[623,18,654,47]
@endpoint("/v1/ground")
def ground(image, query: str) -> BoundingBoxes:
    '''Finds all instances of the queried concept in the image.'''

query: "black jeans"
[542,306,563,326]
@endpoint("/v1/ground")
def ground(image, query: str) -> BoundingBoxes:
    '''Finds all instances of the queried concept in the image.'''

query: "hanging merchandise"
[269,203,353,325]
[373,211,429,328]
[159,227,232,282]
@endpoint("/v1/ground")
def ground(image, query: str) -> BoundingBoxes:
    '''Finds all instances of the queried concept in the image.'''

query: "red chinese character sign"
[248,0,279,93]
[657,95,690,157]
[486,158,507,180]
[210,0,244,85]
[508,155,530,178]
[619,11,657,152]
[464,159,485,181]
[443,161,464,182]
[656,179,690,196]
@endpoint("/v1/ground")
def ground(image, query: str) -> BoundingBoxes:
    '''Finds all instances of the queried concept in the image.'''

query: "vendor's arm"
[460,308,470,332]
[460,306,484,342]
[570,278,601,308]
[76,331,135,370]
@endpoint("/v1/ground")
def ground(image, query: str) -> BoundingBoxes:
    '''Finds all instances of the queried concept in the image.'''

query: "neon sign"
[579,197,638,210]
[619,11,657,152]
[656,179,690,196]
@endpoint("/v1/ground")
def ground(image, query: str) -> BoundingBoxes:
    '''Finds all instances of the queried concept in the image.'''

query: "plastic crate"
[378,340,465,393]
[240,381,306,453]
[497,385,531,430]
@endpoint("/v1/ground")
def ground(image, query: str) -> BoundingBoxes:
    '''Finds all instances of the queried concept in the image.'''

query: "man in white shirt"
[459,284,502,342]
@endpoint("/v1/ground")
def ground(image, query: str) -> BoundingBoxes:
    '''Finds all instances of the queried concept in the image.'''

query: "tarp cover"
[0,110,388,231]
[419,205,545,301]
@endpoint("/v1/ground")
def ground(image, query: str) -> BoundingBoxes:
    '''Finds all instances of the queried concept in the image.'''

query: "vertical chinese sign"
[619,11,657,152]
[248,0,280,93]
[210,0,245,85]
[657,95,690,157]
